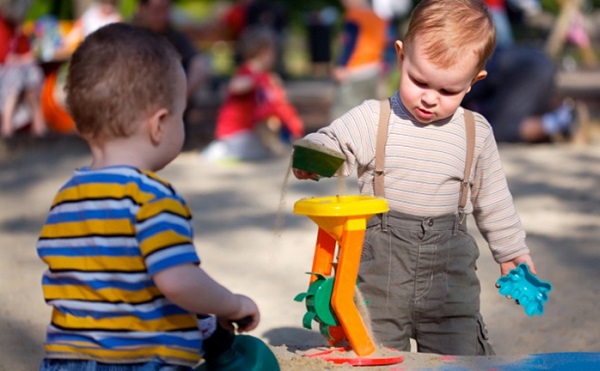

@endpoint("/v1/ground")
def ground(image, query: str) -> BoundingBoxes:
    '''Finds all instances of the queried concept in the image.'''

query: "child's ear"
[147,108,169,145]
[395,41,405,64]
[473,70,488,83]
[467,70,488,93]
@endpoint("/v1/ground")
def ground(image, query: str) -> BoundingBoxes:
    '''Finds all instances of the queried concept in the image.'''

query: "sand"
[0,136,599,370]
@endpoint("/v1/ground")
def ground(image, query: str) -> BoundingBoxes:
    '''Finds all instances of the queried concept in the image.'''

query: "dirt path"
[0,137,599,370]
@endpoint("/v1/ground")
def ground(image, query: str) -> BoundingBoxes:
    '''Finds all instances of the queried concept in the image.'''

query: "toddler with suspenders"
[293,0,536,355]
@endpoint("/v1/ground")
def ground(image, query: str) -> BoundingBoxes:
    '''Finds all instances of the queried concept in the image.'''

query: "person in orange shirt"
[330,0,387,120]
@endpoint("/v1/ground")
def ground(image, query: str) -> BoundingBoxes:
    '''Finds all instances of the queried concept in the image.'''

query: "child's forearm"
[228,75,254,94]
[153,263,243,318]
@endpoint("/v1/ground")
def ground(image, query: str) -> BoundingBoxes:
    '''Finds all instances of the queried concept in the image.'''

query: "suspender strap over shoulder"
[459,109,476,211]
[374,99,391,198]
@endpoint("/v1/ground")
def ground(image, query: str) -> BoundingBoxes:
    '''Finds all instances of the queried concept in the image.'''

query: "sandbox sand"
[1,137,599,370]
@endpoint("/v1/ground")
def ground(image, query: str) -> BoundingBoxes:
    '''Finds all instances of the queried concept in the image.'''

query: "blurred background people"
[305,6,337,77]
[66,0,122,42]
[202,26,303,162]
[132,0,210,101]
[330,0,386,121]
[0,7,46,138]
[462,0,578,143]
[221,0,288,77]
[131,0,212,148]
[371,0,411,74]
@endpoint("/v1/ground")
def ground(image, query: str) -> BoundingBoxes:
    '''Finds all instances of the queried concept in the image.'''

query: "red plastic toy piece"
[306,347,404,366]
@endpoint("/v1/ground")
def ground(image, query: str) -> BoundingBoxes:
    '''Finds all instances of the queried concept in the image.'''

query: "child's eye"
[440,89,459,95]
[409,76,426,87]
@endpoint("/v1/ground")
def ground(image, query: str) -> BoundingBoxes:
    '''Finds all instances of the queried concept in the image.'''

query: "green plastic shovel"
[292,138,345,178]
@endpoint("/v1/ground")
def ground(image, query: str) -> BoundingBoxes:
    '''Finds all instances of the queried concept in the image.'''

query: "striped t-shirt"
[37,166,202,367]
[305,92,529,263]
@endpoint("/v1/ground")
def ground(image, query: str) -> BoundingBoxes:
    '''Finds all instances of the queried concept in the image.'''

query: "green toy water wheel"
[294,274,339,329]
[305,276,338,327]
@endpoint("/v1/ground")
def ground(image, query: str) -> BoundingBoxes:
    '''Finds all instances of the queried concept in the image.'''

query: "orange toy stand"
[294,195,402,366]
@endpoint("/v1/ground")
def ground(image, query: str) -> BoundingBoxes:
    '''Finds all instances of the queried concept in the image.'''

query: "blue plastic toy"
[496,263,553,316]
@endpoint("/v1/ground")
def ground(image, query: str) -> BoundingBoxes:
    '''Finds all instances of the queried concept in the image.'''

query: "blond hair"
[403,0,496,72]
[66,23,181,139]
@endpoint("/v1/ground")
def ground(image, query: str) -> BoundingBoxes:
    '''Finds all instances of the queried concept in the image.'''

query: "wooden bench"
[556,69,600,143]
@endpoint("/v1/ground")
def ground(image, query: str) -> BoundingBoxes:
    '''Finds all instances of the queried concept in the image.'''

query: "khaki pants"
[358,210,495,355]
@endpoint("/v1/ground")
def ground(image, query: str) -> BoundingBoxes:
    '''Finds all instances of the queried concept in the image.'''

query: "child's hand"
[218,294,260,333]
[332,67,348,82]
[292,168,320,181]
[500,253,536,276]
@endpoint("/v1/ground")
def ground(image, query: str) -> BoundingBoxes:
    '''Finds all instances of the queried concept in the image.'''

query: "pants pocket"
[476,313,495,355]
[360,225,379,263]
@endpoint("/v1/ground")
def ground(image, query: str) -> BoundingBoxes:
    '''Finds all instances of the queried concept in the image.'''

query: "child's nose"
[421,90,437,106]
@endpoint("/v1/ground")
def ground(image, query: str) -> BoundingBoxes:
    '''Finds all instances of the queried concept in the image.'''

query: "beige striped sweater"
[304,92,529,263]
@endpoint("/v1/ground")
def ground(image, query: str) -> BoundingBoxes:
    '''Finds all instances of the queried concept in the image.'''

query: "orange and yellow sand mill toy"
[293,195,403,366]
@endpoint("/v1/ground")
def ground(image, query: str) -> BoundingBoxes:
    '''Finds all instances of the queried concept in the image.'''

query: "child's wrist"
[226,293,244,319]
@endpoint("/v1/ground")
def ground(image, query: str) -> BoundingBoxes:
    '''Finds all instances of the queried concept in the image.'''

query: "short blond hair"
[403,0,496,72]
[66,23,181,139]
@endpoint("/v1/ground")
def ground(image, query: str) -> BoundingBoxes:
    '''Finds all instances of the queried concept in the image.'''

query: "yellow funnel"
[294,196,389,240]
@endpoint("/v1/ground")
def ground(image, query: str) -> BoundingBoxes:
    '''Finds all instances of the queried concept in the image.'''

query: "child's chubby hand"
[332,66,348,83]
[219,294,260,333]
[292,168,320,181]
[500,253,536,276]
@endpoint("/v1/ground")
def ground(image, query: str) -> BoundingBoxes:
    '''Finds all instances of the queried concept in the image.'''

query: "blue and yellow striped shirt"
[37,166,202,366]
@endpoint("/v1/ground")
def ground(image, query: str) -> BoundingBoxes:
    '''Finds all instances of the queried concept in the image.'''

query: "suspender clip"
[453,209,467,235]
[380,212,389,232]
[458,208,467,224]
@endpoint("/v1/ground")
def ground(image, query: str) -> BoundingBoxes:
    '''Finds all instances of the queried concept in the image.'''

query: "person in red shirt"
[0,13,46,137]
[203,26,303,162]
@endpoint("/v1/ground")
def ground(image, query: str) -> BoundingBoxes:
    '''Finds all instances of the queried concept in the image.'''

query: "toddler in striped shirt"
[37,23,259,370]
[294,0,536,356]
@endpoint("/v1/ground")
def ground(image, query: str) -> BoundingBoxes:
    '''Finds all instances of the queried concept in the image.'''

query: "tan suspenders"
[374,99,391,198]
[459,108,476,214]
[374,99,475,214]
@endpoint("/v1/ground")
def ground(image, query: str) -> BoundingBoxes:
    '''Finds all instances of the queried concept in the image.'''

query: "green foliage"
[541,0,600,14]
[540,0,560,14]
[118,0,138,19]
[26,0,72,21]
[173,0,214,21]
[25,0,138,21]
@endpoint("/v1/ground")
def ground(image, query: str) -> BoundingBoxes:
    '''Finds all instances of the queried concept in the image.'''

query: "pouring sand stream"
[274,154,383,358]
